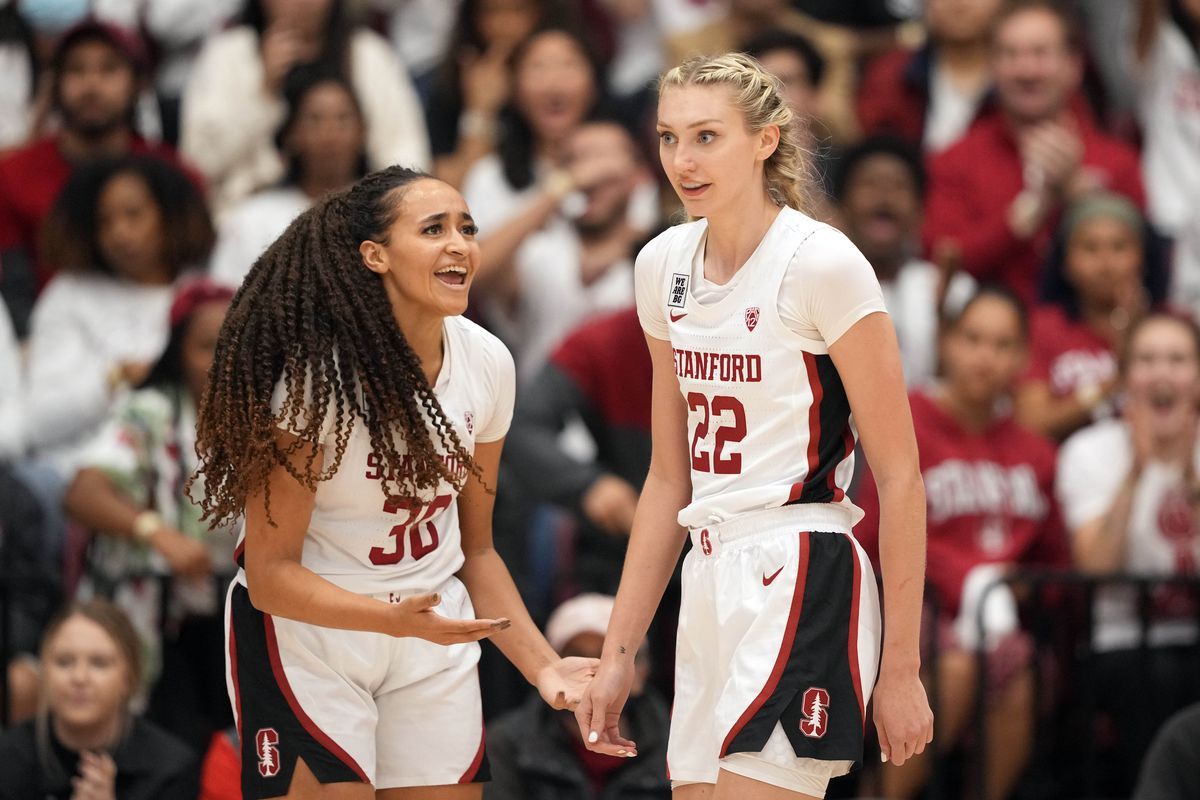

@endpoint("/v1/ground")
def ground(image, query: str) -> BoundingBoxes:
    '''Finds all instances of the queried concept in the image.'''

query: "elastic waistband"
[687,504,852,550]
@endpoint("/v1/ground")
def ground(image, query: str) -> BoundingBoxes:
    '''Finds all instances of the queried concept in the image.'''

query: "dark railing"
[971,570,1200,800]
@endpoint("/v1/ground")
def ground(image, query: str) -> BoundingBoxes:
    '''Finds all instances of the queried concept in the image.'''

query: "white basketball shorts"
[668,506,882,797]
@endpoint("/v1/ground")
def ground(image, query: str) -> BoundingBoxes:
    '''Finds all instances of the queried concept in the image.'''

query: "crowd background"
[0,0,1197,798]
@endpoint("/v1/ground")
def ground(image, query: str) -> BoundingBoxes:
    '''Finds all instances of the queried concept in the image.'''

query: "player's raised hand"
[536,656,599,711]
[873,666,934,767]
[575,657,639,758]
[390,592,510,645]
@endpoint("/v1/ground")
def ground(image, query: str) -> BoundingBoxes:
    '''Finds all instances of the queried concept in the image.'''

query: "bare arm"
[1015,380,1112,440]
[474,190,564,293]
[828,312,932,765]
[1072,476,1137,574]
[244,430,503,644]
[577,333,692,755]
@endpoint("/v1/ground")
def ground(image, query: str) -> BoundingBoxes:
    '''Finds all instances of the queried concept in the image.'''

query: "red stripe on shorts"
[263,614,370,783]
[803,354,823,485]
[719,532,811,757]
[847,538,865,728]
[459,716,487,783]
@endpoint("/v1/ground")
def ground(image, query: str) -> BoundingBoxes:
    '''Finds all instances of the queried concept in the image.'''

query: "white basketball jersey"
[235,315,515,595]
[635,207,886,532]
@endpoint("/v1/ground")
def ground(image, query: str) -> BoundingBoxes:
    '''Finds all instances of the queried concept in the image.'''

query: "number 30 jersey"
[234,315,516,596]
[635,207,887,533]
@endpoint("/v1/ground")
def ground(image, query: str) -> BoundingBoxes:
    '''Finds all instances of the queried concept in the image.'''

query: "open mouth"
[680,181,710,198]
[435,266,469,287]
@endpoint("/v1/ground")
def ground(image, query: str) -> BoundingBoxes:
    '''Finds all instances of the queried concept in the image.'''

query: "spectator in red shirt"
[0,19,199,337]
[1016,192,1170,440]
[923,0,1146,307]
[857,0,1002,153]
[856,286,1070,800]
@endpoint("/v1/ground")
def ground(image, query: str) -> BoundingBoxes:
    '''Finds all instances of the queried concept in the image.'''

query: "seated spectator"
[1133,0,1200,240]
[506,307,652,593]
[1016,193,1169,440]
[0,599,198,799]
[856,286,1070,800]
[181,0,428,215]
[485,593,671,800]
[1133,702,1200,800]
[832,137,973,386]
[923,0,1145,306]
[27,155,214,468]
[424,0,551,189]
[664,0,861,143]
[464,26,658,302]
[0,19,199,336]
[477,120,655,383]
[64,281,236,756]
[1056,311,1200,793]
[209,68,368,287]
[858,0,1002,153]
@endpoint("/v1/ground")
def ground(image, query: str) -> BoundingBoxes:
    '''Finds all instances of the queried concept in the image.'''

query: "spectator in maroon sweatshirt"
[922,0,1145,307]
[856,285,1070,800]
[0,19,201,337]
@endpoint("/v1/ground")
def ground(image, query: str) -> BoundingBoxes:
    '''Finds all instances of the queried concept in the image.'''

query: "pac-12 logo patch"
[464,411,474,435]
[256,728,281,777]
[669,273,690,308]
[745,307,760,332]
[700,528,712,556]
[799,687,830,738]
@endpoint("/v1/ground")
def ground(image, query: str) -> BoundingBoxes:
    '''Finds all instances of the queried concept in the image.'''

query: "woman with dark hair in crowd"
[1057,310,1200,794]
[195,165,596,797]
[210,67,368,287]
[0,599,197,799]
[462,25,649,284]
[181,0,428,214]
[28,154,213,465]
[63,280,236,758]
[856,286,1070,800]
[1015,192,1170,440]
[426,0,560,189]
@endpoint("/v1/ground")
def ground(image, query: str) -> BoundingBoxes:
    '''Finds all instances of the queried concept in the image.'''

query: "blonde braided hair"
[658,52,813,213]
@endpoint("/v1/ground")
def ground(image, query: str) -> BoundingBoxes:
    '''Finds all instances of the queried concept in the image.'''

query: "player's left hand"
[872,665,934,767]
[536,656,599,711]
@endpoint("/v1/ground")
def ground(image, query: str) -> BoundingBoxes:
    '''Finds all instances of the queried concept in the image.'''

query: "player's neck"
[702,197,780,284]
[396,313,445,385]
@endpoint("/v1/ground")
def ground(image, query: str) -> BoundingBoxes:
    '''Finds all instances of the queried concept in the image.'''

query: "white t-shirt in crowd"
[239,315,515,597]
[0,300,23,459]
[210,187,311,287]
[1056,418,1200,651]
[879,258,974,387]
[923,64,988,154]
[25,274,174,468]
[1137,18,1200,236]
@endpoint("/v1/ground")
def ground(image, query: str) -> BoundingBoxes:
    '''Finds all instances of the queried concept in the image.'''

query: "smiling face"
[1125,317,1200,440]
[512,31,595,145]
[44,616,132,735]
[358,179,480,323]
[991,7,1081,124]
[656,83,777,219]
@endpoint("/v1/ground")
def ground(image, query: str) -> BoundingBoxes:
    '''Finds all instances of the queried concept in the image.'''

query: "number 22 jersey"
[233,315,516,596]
[635,207,887,533]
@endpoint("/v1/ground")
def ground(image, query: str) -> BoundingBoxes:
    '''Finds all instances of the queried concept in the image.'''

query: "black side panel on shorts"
[726,532,865,767]
[230,584,364,798]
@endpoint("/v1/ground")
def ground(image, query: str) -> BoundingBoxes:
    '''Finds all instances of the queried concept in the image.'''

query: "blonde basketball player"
[194,166,596,799]
[576,54,934,799]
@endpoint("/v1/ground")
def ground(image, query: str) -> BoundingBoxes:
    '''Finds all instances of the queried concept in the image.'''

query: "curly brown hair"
[192,166,480,527]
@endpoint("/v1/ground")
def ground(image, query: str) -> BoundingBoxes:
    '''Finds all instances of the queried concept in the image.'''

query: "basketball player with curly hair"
[195,166,596,799]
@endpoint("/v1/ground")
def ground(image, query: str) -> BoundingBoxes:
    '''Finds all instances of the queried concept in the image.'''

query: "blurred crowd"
[0,0,1198,798]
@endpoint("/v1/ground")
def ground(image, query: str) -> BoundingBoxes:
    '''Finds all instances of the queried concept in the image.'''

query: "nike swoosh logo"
[763,565,785,586]
[670,311,687,322]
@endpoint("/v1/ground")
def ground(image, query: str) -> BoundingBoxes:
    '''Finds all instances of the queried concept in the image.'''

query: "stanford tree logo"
[799,687,830,738]
[256,728,281,778]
